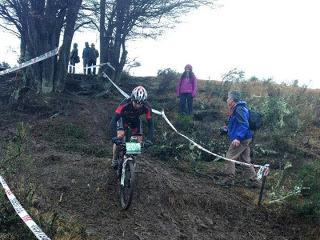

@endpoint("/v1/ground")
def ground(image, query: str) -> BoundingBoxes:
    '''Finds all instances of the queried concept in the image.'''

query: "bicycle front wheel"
[119,160,135,209]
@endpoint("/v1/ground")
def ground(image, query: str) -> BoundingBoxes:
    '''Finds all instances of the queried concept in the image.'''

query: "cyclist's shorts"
[116,117,143,135]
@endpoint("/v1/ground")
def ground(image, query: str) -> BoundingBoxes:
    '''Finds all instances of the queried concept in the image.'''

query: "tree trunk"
[55,0,83,92]
[99,0,107,73]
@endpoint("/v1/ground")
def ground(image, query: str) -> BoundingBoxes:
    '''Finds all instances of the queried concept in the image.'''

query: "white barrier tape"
[103,72,267,170]
[103,72,163,115]
[79,62,116,75]
[83,62,107,71]
[256,164,270,180]
[106,62,115,71]
[0,175,51,240]
[161,111,264,169]
[0,48,59,76]
[103,72,130,98]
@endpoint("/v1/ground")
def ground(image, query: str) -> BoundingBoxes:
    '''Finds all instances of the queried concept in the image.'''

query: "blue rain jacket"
[227,101,253,141]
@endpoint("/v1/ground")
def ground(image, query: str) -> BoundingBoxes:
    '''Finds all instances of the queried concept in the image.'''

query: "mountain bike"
[114,136,150,209]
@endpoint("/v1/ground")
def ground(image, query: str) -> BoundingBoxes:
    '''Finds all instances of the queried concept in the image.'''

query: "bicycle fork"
[120,156,134,186]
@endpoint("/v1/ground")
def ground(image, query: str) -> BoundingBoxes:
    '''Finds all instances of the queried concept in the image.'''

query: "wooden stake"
[258,175,267,206]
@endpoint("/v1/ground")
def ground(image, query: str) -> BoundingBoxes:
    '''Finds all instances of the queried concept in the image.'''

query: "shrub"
[175,114,193,133]
[0,201,33,239]
[221,68,245,83]
[0,122,32,175]
[156,68,180,94]
[295,160,320,218]
[260,96,292,130]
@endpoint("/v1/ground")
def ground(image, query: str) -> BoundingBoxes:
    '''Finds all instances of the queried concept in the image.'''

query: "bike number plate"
[126,142,141,154]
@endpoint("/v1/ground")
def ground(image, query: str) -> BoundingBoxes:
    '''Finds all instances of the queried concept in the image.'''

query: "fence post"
[258,175,267,206]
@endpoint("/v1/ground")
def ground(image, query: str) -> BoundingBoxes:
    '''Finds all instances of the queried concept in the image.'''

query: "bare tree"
[93,0,215,81]
[0,0,82,94]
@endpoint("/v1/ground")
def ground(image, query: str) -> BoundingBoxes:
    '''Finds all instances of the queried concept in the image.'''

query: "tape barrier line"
[103,72,130,98]
[75,62,110,70]
[0,48,59,76]
[68,62,108,74]
[102,72,270,177]
[161,112,263,168]
[70,62,116,75]
[103,72,163,115]
[0,175,51,240]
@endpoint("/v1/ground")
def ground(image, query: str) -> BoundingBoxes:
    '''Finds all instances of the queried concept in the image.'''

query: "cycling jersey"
[110,98,154,140]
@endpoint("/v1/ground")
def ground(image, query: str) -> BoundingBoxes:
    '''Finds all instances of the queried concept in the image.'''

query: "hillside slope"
[0,79,319,240]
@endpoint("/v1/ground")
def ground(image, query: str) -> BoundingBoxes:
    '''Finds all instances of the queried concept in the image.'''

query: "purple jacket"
[176,75,197,97]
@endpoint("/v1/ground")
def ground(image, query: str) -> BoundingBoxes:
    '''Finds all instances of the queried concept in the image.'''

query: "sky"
[1,0,320,89]
[127,0,320,89]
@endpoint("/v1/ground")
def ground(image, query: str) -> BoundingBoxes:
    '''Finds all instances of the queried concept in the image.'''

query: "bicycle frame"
[115,136,142,209]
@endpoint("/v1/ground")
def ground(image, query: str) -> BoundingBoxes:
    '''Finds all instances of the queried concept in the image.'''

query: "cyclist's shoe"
[111,159,118,170]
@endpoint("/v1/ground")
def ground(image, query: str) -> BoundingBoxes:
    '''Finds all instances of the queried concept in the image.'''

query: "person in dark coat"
[82,42,91,74]
[89,43,99,75]
[69,43,79,74]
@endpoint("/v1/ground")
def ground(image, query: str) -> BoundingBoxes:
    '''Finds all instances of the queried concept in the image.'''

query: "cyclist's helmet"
[131,86,147,104]
[185,64,192,71]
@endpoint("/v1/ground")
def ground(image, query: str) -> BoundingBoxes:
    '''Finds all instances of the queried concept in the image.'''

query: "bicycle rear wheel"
[119,160,135,209]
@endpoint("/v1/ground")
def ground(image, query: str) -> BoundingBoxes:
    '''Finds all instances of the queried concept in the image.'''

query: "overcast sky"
[128,0,320,89]
[1,0,320,89]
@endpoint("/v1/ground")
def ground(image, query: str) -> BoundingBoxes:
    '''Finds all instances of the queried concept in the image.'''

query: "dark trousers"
[69,62,75,74]
[83,60,90,74]
[91,60,97,75]
[179,93,193,114]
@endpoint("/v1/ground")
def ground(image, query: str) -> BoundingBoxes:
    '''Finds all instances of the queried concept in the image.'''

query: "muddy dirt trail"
[1,95,319,240]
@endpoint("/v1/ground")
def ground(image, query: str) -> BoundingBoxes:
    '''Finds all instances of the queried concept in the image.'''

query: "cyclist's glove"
[144,139,153,147]
[112,137,122,145]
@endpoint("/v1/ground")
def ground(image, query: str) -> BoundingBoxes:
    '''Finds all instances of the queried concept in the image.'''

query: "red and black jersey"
[114,98,152,121]
[110,98,154,140]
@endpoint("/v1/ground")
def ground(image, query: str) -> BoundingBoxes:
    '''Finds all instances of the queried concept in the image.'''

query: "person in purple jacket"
[176,64,197,114]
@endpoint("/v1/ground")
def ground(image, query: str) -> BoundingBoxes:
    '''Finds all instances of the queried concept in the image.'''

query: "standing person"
[82,42,91,74]
[176,64,197,115]
[110,86,154,169]
[221,91,259,188]
[69,43,79,74]
[89,43,99,75]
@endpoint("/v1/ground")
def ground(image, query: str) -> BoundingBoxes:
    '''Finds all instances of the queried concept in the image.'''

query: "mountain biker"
[110,86,154,169]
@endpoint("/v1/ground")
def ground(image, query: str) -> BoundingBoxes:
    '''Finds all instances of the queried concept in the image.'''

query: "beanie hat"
[228,91,241,102]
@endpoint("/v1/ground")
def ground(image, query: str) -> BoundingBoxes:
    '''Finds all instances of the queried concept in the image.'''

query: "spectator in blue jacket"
[222,91,259,187]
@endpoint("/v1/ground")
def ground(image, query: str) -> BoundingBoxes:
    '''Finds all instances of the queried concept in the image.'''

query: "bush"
[260,96,292,130]
[0,61,10,69]
[0,122,32,175]
[296,160,320,218]
[0,181,45,239]
[175,114,193,133]
[156,68,180,94]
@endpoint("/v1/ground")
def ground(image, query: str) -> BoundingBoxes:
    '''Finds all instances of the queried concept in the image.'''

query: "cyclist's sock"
[112,159,118,169]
